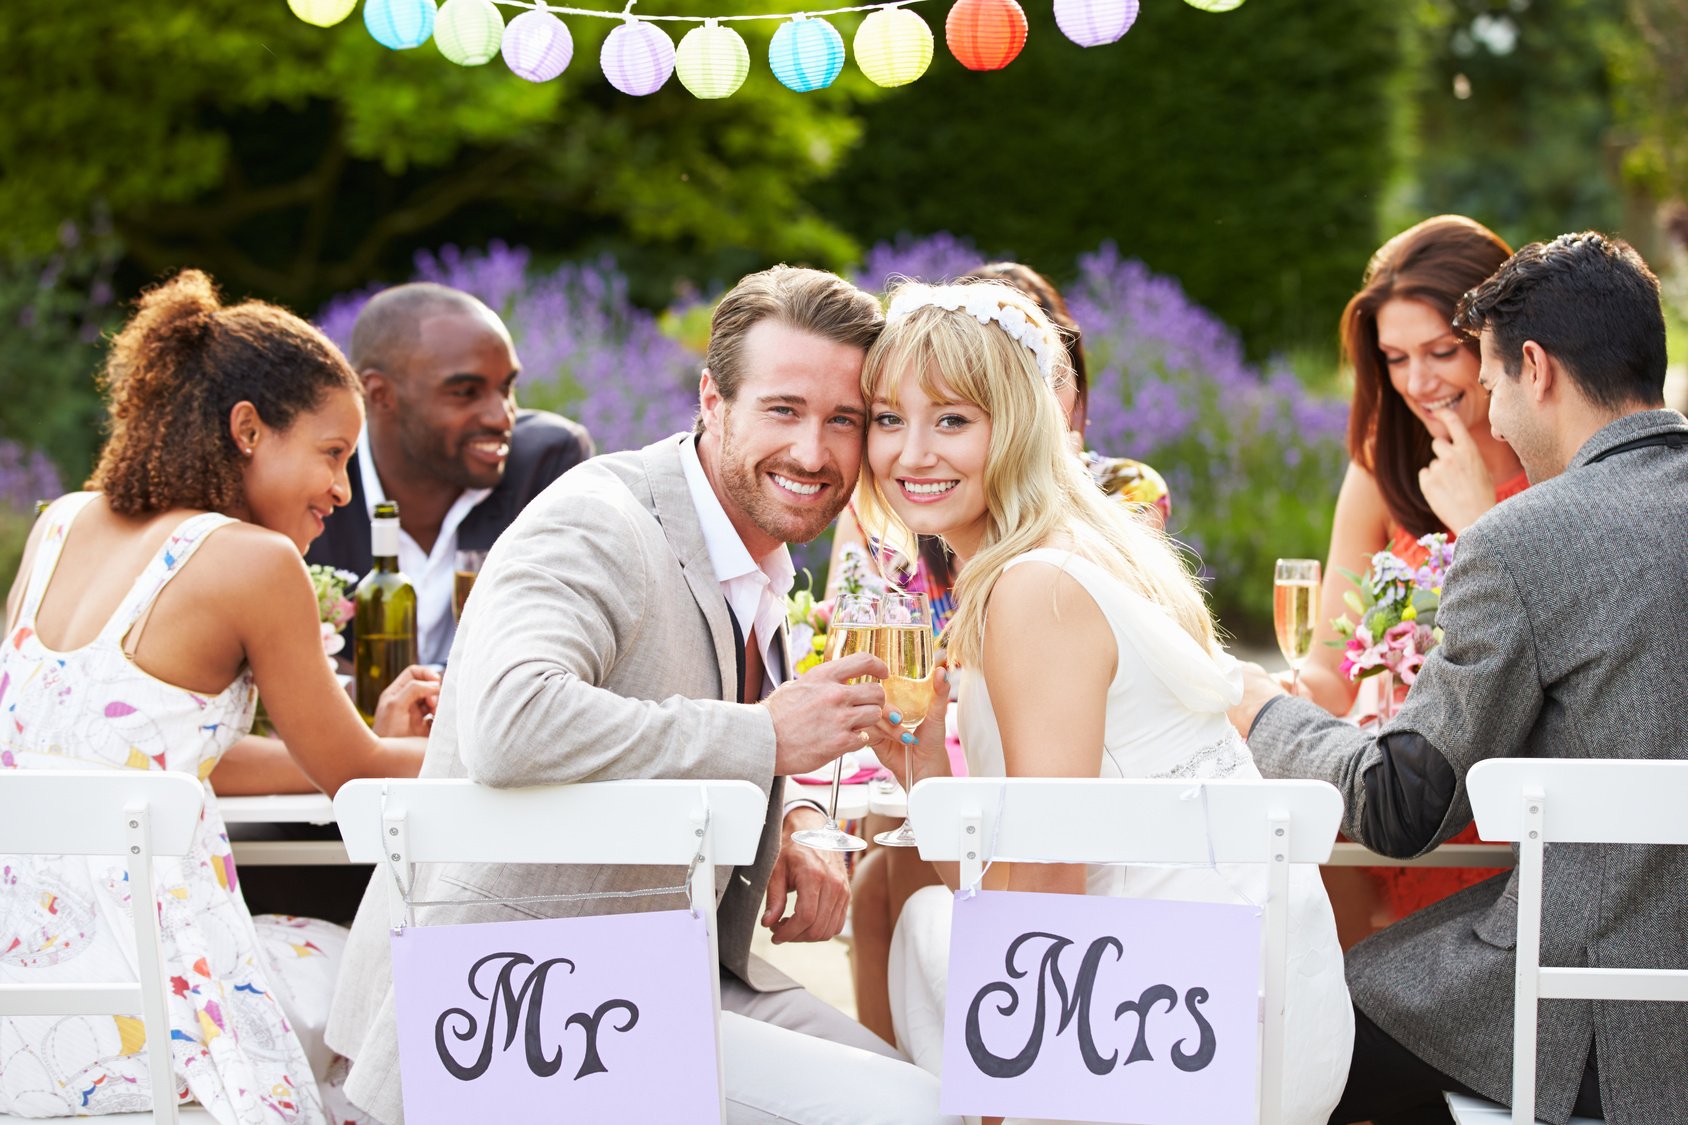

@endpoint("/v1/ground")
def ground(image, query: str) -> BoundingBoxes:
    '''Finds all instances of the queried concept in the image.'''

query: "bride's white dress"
[888,549,1353,1125]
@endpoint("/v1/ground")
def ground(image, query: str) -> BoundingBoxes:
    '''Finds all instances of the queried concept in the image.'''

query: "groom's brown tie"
[742,626,765,704]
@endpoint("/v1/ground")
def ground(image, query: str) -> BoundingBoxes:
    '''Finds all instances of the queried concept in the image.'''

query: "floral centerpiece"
[1330,534,1455,698]
[786,543,889,675]
[309,564,358,659]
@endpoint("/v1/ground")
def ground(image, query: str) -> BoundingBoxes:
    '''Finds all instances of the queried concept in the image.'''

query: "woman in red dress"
[1295,216,1525,944]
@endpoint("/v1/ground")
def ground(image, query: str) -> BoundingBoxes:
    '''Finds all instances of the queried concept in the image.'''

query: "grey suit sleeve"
[1248,521,1542,858]
[450,489,775,793]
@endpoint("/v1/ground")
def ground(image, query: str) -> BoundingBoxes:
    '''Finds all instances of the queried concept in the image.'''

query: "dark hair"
[349,282,496,374]
[1454,231,1667,410]
[1341,215,1513,539]
[88,269,360,515]
[967,261,1088,410]
[697,266,885,435]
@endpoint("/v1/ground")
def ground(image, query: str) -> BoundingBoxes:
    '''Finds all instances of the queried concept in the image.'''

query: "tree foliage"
[0,0,877,307]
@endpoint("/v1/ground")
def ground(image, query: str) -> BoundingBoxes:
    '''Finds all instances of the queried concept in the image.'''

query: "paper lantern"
[288,0,358,28]
[769,16,845,93]
[601,18,675,96]
[364,0,436,50]
[1184,0,1245,10]
[853,7,933,89]
[676,20,750,99]
[435,0,504,65]
[502,7,574,82]
[1053,0,1138,47]
[945,0,1026,70]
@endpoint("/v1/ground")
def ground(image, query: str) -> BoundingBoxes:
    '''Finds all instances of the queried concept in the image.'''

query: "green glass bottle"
[354,501,417,724]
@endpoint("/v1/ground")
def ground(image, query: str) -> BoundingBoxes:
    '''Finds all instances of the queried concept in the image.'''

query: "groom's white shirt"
[678,434,793,696]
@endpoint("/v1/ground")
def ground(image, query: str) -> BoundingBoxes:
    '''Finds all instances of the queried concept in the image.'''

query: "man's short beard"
[718,410,848,545]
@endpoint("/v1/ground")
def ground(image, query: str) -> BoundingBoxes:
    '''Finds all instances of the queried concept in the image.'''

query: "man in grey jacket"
[325,266,957,1123]
[1231,231,1687,1125]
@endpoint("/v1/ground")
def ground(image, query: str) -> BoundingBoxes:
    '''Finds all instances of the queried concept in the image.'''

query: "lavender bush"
[0,437,66,587]
[319,235,1349,634]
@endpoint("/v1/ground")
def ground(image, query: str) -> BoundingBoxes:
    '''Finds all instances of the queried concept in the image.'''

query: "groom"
[325,265,956,1124]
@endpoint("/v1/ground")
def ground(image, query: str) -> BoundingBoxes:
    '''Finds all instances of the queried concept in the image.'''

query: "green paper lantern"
[436,0,505,65]
[1183,0,1245,10]
[676,20,750,99]
[853,6,933,89]
[288,0,359,27]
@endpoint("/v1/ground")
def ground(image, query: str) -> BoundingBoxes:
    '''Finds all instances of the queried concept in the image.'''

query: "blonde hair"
[857,281,1217,667]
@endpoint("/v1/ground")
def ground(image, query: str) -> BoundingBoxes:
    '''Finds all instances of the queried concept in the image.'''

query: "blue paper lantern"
[769,15,845,93]
[365,0,437,49]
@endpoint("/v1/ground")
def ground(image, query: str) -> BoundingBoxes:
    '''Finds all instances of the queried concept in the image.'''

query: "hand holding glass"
[791,592,880,853]
[1273,558,1321,696]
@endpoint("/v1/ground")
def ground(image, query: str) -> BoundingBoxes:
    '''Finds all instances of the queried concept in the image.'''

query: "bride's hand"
[867,665,952,779]
[373,665,442,737]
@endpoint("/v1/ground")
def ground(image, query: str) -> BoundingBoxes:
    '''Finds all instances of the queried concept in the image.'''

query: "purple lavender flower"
[0,439,65,513]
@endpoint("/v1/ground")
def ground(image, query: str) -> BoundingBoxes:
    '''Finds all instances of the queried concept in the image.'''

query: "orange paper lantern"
[945,0,1027,71]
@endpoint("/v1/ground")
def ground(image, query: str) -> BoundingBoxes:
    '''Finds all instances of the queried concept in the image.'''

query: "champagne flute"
[1273,558,1321,697]
[453,549,488,622]
[793,592,880,853]
[873,591,935,849]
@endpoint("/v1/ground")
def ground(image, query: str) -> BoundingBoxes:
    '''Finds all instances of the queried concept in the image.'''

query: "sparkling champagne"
[354,501,417,723]
[452,570,476,621]
[823,624,879,682]
[876,624,935,721]
[1273,579,1318,669]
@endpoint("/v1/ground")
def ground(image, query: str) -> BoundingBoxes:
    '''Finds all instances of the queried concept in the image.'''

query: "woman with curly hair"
[0,270,432,1122]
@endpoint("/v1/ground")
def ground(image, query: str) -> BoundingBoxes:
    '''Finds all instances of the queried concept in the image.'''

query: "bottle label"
[372,518,400,560]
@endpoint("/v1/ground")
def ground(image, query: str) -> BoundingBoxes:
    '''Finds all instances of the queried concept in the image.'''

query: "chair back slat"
[908,777,1343,865]
[334,778,766,866]
[0,771,203,855]
[1467,759,1688,844]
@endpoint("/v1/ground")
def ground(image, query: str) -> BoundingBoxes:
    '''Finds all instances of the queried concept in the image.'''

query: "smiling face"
[867,362,993,558]
[1375,297,1489,443]
[384,309,520,490]
[240,386,363,552]
[697,319,867,557]
[1478,328,1556,482]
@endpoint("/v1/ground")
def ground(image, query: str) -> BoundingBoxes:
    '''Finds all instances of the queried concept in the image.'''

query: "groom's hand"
[764,652,889,776]
[762,806,849,943]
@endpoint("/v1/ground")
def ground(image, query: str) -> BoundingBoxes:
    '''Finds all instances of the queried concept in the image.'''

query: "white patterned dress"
[0,494,347,1122]
[888,548,1354,1125]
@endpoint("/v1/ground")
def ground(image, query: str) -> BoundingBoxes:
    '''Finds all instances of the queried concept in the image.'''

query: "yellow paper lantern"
[1183,0,1245,10]
[288,0,359,27]
[853,6,933,89]
[676,20,750,99]
[435,0,505,65]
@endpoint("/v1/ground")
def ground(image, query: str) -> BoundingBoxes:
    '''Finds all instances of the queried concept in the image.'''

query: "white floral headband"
[886,285,1057,384]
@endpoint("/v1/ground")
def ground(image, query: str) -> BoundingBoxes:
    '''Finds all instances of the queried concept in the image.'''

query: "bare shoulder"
[1332,461,1391,543]
[986,556,1108,634]
[193,522,311,597]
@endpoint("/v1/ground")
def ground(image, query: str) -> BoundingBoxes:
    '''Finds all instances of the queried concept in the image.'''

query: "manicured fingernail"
[901,732,915,744]
[888,711,902,725]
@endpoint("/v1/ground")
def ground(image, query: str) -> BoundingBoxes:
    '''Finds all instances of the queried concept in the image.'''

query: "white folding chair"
[1445,758,1688,1125]
[0,770,216,1124]
[908,775,1343,1125]
[333,777,767,1121]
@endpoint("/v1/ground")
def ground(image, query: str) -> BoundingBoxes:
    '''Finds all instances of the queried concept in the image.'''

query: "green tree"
[0,0,877,309]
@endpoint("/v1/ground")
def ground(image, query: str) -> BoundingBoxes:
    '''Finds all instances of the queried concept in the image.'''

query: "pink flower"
[812,600,834,629]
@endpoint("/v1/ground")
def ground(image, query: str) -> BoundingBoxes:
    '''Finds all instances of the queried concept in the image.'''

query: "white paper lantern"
[1053,0,1138,47]
[502,7,575,81]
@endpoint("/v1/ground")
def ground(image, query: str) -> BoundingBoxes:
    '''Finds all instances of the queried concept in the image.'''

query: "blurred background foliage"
[1,0,1682,634]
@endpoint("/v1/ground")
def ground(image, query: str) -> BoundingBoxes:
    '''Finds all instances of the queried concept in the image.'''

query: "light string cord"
[485,0,936,22]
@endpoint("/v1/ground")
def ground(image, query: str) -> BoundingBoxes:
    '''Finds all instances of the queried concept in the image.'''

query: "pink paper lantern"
[600,18,675,96]
[503,7,575,81]
[1053,0,1138,47]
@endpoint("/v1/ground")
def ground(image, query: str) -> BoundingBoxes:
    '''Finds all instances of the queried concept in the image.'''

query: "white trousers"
[720,974,960,1125]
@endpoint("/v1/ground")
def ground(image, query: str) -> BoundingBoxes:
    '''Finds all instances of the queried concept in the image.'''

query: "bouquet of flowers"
[308,564,358,659]
[1330,534,1455,687]
[786,543,889,675]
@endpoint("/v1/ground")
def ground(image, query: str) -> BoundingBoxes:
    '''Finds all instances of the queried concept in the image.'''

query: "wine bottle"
[354,500,417,724]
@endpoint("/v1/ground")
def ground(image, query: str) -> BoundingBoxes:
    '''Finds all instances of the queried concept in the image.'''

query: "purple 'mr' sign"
[390,909,721,1123]
[941,890,1262,1125]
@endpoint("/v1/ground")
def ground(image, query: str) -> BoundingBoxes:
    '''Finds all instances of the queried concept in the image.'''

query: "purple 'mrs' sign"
[390,909,721,1123]
[941,890,1262,1125]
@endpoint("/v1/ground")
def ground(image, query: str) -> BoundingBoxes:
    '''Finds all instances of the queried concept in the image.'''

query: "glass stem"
[825,756,844,827]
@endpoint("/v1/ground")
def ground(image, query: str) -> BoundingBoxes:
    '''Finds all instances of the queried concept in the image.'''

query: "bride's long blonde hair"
[856,281,1218,668]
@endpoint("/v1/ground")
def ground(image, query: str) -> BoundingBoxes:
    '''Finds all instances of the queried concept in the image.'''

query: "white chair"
[1445,758,1688,1125]
[333,777,767,1121]
[908,775,1343,1125]
[0,770,216,1124]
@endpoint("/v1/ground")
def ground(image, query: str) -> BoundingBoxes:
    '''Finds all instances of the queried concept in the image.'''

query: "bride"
[858,281,1353,1125]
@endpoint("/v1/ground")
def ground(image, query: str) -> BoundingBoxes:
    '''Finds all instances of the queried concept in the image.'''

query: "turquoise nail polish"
[901,732,915,744]
[888,711,902,725]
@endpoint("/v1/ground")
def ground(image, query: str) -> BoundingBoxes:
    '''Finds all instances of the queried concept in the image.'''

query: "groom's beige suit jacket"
[324,434,797,1124]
